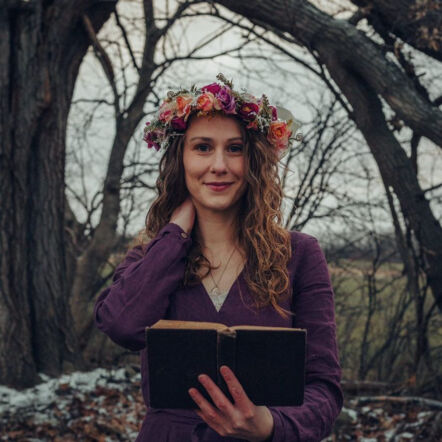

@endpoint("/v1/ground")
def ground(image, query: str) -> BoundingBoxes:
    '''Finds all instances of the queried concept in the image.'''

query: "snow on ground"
[1,367,441,441]
[1,366,145,441]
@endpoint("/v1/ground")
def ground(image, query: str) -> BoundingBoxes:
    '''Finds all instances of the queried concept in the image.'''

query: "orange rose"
[196,92,221,112]
[267,121,291,150]
[176,94,193,120]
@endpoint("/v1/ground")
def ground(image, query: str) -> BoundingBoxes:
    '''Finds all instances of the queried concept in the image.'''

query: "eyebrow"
[188,136,243,142]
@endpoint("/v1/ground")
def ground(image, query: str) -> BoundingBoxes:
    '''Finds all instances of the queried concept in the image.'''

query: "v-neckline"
[199,264,246,314]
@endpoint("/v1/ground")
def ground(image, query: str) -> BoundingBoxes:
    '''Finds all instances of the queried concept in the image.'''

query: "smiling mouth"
[205,183,233,191]
[205,183,233,186]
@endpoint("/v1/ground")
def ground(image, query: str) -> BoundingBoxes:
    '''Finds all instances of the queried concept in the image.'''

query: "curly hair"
[132,115,294,320]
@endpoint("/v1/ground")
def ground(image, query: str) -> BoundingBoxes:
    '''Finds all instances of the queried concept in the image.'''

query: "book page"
[149,319,228,330]
[232,325,305,331]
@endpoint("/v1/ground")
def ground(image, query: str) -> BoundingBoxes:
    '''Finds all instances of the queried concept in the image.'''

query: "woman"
[94,74,343,441]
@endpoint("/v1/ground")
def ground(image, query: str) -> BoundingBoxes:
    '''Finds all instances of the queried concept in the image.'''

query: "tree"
[211,0,442,311]
[350,0,442,62]
[0,0,254,387]
[0,0,118,388]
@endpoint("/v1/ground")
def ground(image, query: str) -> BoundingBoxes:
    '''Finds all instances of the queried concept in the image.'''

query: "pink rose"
[269,105,278,121]
[158,101,176,123]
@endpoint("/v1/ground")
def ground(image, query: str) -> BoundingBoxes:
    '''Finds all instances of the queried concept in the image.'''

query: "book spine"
[217,330,237,403]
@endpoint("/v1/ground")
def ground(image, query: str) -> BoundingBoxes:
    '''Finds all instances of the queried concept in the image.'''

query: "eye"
[195,144,211,152]
[229,144,244,153]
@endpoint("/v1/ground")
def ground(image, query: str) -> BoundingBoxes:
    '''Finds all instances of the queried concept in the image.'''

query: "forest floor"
[1,365,440,441]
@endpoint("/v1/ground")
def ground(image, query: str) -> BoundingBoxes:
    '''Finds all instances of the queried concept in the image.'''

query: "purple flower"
[269,105,278,121]
[217,86,236,114]
[144,136,160,150]
[143,132,159,150]
[239,102,259,121]
[143,124,165,151]
[201,82,221,95]
[171,116,187,130]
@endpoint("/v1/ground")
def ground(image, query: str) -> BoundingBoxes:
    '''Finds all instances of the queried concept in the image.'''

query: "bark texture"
[351,0,442,62]
[69,0,166,350]
[0,0,117,388]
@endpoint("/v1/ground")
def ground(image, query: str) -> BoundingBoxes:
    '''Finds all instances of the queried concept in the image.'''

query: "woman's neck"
[194,210,240,253]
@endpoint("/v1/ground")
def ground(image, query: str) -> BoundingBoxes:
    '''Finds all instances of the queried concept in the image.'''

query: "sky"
[66,0,441,243]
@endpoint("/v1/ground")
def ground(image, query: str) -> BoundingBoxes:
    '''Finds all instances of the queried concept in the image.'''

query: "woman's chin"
[198,200,238,213]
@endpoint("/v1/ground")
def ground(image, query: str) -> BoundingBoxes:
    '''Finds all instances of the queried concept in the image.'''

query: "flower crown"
[143,73,302,158]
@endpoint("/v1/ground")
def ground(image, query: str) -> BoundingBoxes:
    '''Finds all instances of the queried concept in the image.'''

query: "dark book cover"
[145,320,306,409]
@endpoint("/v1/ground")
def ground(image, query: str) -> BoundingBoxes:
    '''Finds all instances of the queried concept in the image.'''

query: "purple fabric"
[94,222,343,441]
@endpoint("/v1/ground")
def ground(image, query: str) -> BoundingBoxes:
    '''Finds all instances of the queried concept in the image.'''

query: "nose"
[210,147,228,173]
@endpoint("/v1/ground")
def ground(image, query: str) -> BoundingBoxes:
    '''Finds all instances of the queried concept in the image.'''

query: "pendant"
[210,287,221,297]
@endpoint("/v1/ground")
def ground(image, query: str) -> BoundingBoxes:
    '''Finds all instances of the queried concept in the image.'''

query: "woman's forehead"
[185,114,243,137]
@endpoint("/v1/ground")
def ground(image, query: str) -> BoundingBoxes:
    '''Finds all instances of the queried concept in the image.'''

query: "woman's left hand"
[188,365,274,442]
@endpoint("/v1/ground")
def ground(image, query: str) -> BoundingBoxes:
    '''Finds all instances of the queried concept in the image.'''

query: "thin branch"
[71,98,114,106]
[82,14,120,116]
[114,8,140,74]
[422,182,442,194]
[210,10,322,77]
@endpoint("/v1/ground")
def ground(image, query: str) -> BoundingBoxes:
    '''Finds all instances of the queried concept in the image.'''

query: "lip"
[205,183,233,191]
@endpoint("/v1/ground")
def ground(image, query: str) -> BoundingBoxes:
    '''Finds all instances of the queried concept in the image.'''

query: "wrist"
[253,407,274,442]
[261,425,274,442]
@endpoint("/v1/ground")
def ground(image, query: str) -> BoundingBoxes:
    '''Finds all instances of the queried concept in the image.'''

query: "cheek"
[237,161,248,193]
[184,171,195,193]
[234,158,246,178]
[182,154,195,184]
[183,165,201,193]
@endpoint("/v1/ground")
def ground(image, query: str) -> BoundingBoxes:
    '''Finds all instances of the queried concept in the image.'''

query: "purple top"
[94,222,343,441]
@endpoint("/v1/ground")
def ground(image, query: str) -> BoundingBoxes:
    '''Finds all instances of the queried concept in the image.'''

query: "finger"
[220,365,252,409]
[197,374,236,416]
[189,391,229,437]
[188,387,220,421]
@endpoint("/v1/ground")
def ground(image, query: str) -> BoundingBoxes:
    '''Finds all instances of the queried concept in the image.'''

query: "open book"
[145,319,306,409]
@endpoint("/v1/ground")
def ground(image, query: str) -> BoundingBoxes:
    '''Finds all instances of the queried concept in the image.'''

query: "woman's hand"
[170,196,196,235]
[188,365,274,442]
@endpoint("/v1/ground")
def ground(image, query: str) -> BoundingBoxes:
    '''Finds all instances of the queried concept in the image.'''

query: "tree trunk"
[0,0,117,388]
[317,40,442,311]
[351,0,442,62]
[70,114,150,348]
[214,0,442,312]
[69,0,162,349]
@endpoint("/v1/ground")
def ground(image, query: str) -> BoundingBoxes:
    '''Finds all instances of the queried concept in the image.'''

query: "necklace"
[208,245,238,299]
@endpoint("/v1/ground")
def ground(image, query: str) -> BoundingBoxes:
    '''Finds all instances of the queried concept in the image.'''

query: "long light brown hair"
[133,115,294,320]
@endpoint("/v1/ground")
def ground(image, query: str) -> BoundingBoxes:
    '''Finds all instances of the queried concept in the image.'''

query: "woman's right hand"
[170,196,196,235]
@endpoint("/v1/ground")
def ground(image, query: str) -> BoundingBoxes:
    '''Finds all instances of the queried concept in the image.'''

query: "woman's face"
[182,114,248,215]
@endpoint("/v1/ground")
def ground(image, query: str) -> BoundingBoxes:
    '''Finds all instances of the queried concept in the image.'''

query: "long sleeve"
[94,222,192,351]
[267,236,343,442]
